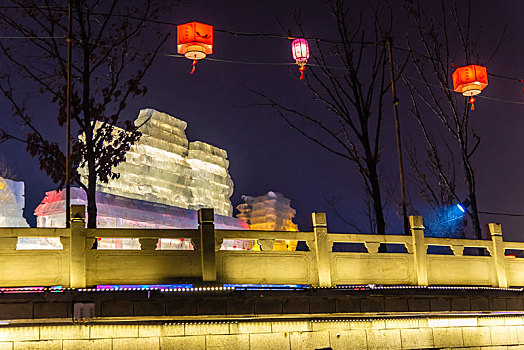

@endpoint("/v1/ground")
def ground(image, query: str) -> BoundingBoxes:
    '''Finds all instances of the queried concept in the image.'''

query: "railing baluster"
[312,212,332,287]
[199,208,216,282]
[488,223,508,288]
[70,205,86,288]
[409,215,428,286]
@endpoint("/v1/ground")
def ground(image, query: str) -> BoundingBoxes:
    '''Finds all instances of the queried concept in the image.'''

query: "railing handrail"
[0,228,69,238]
[424,237,493,248]
[503,241,524,250]
[327,233,411,244]
[0,206,516,289]
[215,229,314,241]
[85,228,200,239]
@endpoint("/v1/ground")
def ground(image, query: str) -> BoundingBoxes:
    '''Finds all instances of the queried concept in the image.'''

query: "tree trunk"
[462,149,482,240]
[83,124,97,228]
[366,158,386,234]
[86,152,97,228]
[82,36,96,228]
[467,181,482,240]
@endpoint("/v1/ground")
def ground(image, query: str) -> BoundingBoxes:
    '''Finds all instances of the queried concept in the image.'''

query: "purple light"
[95,284,192,291]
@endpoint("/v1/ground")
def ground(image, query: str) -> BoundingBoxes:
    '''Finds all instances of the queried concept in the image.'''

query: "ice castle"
[35,109,244,231]
[81,108,234,216]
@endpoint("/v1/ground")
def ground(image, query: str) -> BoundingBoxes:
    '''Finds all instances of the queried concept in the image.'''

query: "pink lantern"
[291,38,310,79]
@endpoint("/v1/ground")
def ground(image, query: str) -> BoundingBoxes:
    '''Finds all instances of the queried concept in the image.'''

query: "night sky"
[1,0,524,240]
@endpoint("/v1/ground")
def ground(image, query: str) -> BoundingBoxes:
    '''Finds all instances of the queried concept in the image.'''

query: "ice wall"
[34,187,248,230]
[188,141,233,216]
[34,187,248,250]
[0,177,29,227]
[237,191,298,231]
[79,108,234,216]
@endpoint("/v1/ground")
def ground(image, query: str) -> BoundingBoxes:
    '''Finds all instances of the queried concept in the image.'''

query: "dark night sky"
[1,0,524,240]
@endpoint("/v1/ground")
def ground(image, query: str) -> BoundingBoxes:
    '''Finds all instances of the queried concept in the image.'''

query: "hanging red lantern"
[177,21,213,74]
[291,38,310,80]
[452,65,488,110]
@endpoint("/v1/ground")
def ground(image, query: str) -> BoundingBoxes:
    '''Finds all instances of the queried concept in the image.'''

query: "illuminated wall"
[0,316,521,349]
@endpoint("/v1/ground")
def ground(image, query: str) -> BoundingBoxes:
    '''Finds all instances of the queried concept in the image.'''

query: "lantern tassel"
[469,97,476,110]
[190,59,197,74]
[299,65,306,80]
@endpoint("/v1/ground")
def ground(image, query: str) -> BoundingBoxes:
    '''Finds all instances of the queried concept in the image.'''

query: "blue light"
[456,203,466,213]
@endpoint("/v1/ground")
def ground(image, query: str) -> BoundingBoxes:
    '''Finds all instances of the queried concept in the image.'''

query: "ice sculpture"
[78,108,234,216]
[34,188,249,249]
[0,177,59,249]
[235,191,299,251]
[237,191,298,231]
[35,188,249,230]
[0,177,29,227]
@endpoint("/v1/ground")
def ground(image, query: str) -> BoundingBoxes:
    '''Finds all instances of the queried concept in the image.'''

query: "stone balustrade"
[0,205,521,288]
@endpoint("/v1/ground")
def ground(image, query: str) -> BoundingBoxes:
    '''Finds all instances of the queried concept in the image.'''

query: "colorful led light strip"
[95,284,193,291]
[0,286,45,293]
[223,284,310,290]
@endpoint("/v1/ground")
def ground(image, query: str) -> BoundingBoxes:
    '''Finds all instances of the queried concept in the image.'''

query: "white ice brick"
[80,108,234,217]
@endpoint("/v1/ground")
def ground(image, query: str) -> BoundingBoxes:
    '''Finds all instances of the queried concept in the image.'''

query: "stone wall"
[1,316,524,349]
[0,285,523,349]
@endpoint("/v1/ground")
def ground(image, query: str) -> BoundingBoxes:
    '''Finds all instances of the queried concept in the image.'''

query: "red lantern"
[291,38,310,80]
[177,22,213,74]
[452,65,488,110]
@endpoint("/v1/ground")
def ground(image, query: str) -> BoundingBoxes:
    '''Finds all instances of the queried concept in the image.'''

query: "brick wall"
[1,316,524,349]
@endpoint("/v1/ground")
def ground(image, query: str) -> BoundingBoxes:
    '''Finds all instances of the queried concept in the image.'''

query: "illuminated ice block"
[0,177,29,227]
[78,108,234,216]
[237,191,298,231]
[235,191,298,251]
[34,188,248,230]
[34,188,250,249]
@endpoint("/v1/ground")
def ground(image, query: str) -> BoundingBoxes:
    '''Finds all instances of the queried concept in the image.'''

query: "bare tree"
[402,0,493,239]
[256,0,397,234]
[0,0,172,227]
[406,140,466,237]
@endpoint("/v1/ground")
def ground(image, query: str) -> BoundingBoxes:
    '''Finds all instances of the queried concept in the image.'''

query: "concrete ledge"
[0,287,522,321]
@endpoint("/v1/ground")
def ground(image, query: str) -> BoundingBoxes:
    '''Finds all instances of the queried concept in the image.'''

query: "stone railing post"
[198,208,216,282]
[312,212,332,287]
[488,223,508,288]
[70,205,87,288]
[409,215,428,286]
